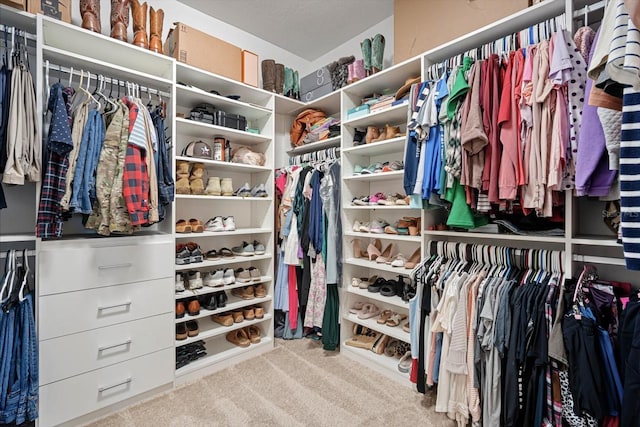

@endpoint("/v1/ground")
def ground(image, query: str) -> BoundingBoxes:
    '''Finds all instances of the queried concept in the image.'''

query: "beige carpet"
[87,339,455,427]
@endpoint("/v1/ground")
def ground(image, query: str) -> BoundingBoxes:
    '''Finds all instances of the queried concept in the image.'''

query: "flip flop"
[205,249,220,260]
[219,247,235,259]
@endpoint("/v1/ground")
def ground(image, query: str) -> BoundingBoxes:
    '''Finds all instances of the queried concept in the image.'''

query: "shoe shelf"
[340,344,410,384]
[175,253,273,271]
[175,294,272,324]
[304,90,341,115]
[175,117,271,146]
[175,313,273,347]
[344,205,421,211]
[0,234,37,243]
[174,156,271,173]
[346,286,410,310]
[344,258,415,275]
[176,85,272,122]
[344,231,421,243]
[286,136,341,156]
[343,170,404,182]
[342,55,422,98]
[343,313,410,343]
[175,276,273,301]
[342,103,409,128]
[175,336,273,378]
[176,62,273,108]
[341,137,405,156]
[175,194,273,202]
[176,228,272,239]
[274,93,306,114]
[424,230,566,245]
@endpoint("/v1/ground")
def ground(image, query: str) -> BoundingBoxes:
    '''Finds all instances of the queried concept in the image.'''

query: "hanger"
[0,250,15,303]
[44,59,50,115]
[18,248,30,301]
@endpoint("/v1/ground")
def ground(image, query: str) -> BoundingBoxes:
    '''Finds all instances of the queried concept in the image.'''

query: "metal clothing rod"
[573,1,606,18]
[572,254,626,266]
[0,24,37,42]
[0,250,35,259]
[46,62,172,99]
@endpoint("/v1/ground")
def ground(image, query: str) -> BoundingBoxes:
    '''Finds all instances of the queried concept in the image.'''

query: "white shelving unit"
[173,61,275,384]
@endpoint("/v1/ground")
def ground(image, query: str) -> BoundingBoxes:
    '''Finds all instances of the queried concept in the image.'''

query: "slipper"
[189,218,204,233]
[219,247,235,259]
[386,313,408,327]
[377,309,394,324]
[402,321,410,333]
[357,303,381,319]
[349,301,366,314]
[384,339,400,357]
[205,249,220,260]
[176,219,192,233]
[398,351,412,373]
[380,281,397,297]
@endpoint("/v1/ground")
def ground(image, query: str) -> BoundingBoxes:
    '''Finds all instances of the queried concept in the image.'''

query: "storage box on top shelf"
[300,66,331,95]
[0,0,25,10]
[27,0,71,22]
[301,83,332,103]
[165,22,242,82]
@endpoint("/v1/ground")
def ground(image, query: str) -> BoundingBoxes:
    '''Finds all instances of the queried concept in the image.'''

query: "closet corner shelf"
[424,230,566,244]
[175,117,271,145]
[274,93,306,115]
[175,295,273,324]
[346,286,410,310]
[175,336,273,378]
[176,62,273,108]
[0,234,36,243]
[344,231,421,243]
[174,156,271,173]
[0,3,36,33]
[175,194,273,202]
[571,235,621,247]
[342,55,422,98]
[341,137,406,157]
[175,313,273,347]
[344,205,420,211]
[344,313,410,343]
[340,344,410,383]
[175,228,271,239]
[345,257,414,275]
[175,276,273,301]
[303,90,341,115]
[344,170,404,182]
[343,104,409,128]
[175,85,272,122]
[286,136,341,156]
[175,253,273,272]
[40,15,173,81]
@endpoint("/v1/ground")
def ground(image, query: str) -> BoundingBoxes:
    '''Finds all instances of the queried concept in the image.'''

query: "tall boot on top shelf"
[371,34,386,74]
[361,37,372,77]
[283,67,294,98]
[275,63,285,95]
[80,0,101,33]
[149,6,164,53]
[131,0,149,49]
[110,0,130,42]
[261,59,276,92]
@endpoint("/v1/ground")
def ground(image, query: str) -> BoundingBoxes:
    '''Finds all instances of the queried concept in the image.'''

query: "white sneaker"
[202,271,214,287]
[205,216,224,232]
[359,222,371,233]
[352,220,363,232]
[175,274,185,292]
[209,270,224,287]
[223,268,235,285]
[187,271,203,289]
[223,216,236,231]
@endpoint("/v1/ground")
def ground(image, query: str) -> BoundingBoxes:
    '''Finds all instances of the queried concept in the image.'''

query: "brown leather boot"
[110,0,130,42]
[365,126,380,144]
[148,6,164,53]
[261,59,276,92]
[275,63,285,95]
[131,0,148,49]
[80,0,101,33]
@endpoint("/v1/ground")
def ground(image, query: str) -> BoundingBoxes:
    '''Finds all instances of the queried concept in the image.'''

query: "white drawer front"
[38,241,173,295]
[39,348,173,427]
[39,277,173,340]
[40,313,174,386]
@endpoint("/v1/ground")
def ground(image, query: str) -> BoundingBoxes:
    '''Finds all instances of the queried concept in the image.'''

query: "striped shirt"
[620,88,640,269]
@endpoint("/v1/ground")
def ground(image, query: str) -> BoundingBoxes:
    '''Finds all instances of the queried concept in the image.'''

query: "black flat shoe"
[200,295,218,311]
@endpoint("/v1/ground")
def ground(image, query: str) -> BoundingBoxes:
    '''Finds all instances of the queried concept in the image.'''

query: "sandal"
[349,301,366,314]
[226,329,250,347]
[219,247,235,259]
[377,309,394,324]
[189,218,204,233]
[368,277,385,293]
[402,321,410,333]
[359,275,378,289]
[211,313,233,326]
[380,279,398,297]
[398,351,412,373]
[390,253,407,268]
[205,249,220,260]
[176,219,192,233]
[245,325,261,344]
[384,339,400,357]
[386,312,407,327]
[357,303,381,319]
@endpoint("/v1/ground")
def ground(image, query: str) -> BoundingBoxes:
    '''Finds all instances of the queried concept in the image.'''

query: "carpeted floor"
[87,339,455,427]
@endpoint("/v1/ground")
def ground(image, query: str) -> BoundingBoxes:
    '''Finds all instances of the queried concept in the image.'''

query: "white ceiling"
[177,0,394,61]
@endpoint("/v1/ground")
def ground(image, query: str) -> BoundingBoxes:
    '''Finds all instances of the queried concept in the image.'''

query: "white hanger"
[18,249,30,301]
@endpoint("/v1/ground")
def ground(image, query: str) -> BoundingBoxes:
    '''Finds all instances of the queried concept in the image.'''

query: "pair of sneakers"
[175,271,204,292]
[203,269,235,287]
[234,183,268,198]
[205,216,236,232]
[234,267,262,283]
[232,240,266,257]
[175,242,204,265]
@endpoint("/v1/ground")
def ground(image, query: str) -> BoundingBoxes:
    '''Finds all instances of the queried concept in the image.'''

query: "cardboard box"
[242,50,258,87]
[394,0,529,63]
[28,0,71,23]
[165,22,242,82]
[0,0,26,11]
[301,83,333,103]
[300,67,331,95]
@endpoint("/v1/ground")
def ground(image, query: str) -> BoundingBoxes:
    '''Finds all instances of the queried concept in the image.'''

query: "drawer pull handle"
[98,377,132,393]
[97,301,132,311]
[98,339,132,352]
[98,263,132,270]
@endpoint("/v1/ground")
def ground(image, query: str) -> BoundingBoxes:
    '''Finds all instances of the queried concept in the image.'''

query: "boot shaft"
[131,0,149,49]
[110,0,130,42]
[149,6,164,53]
[80,0,101,33]
[261,59,276,93]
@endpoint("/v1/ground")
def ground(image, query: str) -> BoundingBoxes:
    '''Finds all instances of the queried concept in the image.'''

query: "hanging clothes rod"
[0,24,36,42]
[46,62,172,99]
[0,250,35,259]
[572,254,626,266]
[573,1,606,18]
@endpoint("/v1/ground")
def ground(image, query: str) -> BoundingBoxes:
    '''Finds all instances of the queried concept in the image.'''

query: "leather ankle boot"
[149,6,164,53]
[131,0,149,49]
[110,0,130,41]
[261,60,276,92]
[365,126,380,144]
[80,0,101,33]
[275,63,285,95]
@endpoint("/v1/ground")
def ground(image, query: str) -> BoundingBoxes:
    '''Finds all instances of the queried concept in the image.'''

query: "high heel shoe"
[367,238,382,261]
[404,247,421,269]
[352,239,368,259]
[376,242,396,264]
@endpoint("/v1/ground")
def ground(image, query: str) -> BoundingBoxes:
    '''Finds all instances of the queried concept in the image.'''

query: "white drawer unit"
[38,240,174,296]
[39,313,174,386]
[38,277,173,340]
[38,348,174,427]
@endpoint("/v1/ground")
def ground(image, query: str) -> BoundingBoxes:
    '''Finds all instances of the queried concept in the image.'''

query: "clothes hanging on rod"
[288,146,340,165]
[36,64,174,239]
